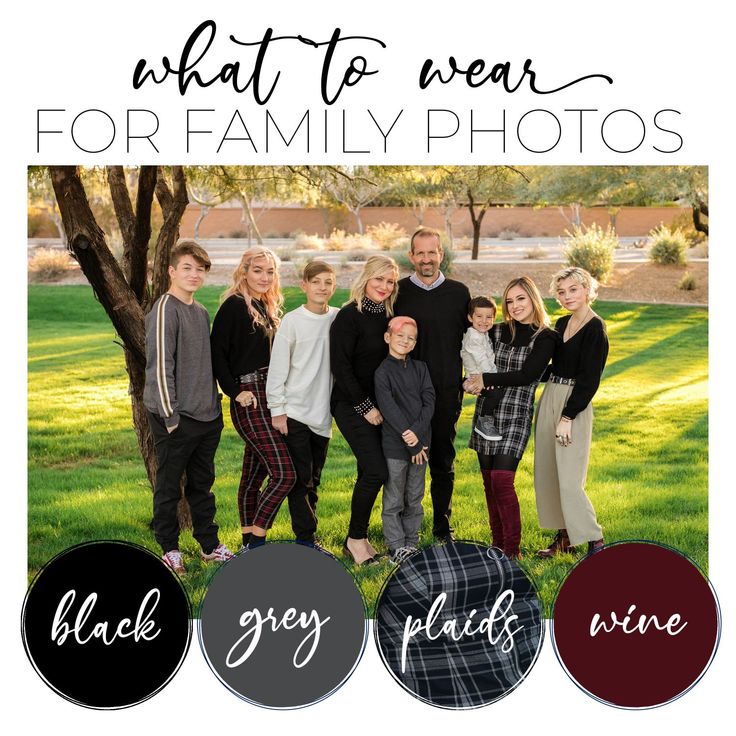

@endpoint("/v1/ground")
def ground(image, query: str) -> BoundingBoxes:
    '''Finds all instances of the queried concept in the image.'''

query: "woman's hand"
[271,414,288,435]
[411,447,429,465]
[555,417,572,447]
[235,390,257,409]
[402,430,419,447]
[364,408,384,425]
[463,374,483,395]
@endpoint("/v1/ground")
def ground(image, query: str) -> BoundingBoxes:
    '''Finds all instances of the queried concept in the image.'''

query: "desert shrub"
[326,229,374,251]
[28,248,74,282]
[453,236,472,251]
[294,232,325,250]
[366,222,408,251]
[498,228,522,240]
[229,228,248,238]
[678,272,697,291]
[326,229,349,251]
[563,224,618,283]
[276,246,295,262]
[648,224,688,266]
[524,246,547,260]
[348,249,369,262]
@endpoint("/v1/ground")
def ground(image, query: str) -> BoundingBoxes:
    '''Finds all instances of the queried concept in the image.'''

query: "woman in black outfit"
[464,277,557,559]
[534,267,607,557]
[210,247,296,550]
[330,255,399,565]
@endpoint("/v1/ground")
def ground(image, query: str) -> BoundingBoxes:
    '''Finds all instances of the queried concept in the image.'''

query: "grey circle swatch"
[199,543,367,708]
[374,542,544,709]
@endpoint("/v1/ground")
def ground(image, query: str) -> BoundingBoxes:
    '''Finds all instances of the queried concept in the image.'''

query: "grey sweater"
[374,355,435,460]
[144,293,221,428]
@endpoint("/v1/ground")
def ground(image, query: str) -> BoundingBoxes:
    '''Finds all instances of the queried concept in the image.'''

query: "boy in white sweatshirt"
[266,261,338,548]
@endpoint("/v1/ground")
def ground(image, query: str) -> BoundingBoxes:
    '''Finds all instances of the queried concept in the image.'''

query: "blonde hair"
[550,266,599,303]
[501,276,550,341]
[222,247,283,329]
[348,255,400,317]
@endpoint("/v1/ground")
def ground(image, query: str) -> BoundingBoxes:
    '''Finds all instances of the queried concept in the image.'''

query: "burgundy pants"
[481,468,521,557]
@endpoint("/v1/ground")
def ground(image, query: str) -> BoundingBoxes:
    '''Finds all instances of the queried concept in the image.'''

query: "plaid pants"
[230,371,296,529]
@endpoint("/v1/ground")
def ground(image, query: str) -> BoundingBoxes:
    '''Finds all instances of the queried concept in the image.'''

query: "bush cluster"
[648,224,688,266]
[563,224,618,283]
[28,248,74,282]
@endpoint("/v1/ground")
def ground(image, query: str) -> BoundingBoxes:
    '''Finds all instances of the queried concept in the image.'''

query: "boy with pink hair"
[374,316,435,564]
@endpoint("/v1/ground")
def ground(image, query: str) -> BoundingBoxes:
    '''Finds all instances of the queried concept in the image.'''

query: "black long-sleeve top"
[329,301,389,413]
[549,314,609,419]
[481,322,558,388]
[393,277,471,392]
[374,355,436,459]
[210,294,273,399]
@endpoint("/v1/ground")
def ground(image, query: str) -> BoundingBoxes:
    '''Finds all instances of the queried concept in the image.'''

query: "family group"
[142,227,607,574]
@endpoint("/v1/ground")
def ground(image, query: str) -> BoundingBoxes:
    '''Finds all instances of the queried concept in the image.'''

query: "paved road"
[28,237,706,266]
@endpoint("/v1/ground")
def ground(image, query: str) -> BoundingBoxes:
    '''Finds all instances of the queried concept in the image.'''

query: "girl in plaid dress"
[464,277,557,558]
[211,247,296,550]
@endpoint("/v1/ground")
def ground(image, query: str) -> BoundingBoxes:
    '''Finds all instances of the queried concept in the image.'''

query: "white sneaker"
[162,549,186,575]
[389,546,418,565]
[201,543,235,563]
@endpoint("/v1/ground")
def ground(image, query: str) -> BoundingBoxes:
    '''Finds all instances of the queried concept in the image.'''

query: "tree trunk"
[467,190,487,261]
[238,194,263,244]
[693,201,708,235]
[151,167,189,302]
[194,205,210,239]
[49,165,193,532]
[350,206,364,235]
[571,203,582,228]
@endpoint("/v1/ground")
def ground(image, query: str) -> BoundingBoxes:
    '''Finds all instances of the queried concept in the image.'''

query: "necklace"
[361,296,386,314]
[564,307,593,341]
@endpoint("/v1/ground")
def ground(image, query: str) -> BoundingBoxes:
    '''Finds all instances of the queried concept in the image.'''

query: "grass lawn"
[28,285,708,616]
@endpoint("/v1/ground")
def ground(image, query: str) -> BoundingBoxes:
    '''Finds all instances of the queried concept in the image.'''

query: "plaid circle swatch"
[374,542,544,709]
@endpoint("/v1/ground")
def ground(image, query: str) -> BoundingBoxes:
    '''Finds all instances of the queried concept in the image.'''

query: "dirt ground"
[43,260,708,306]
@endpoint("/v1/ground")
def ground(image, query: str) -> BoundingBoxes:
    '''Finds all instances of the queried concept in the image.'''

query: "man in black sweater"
[394,227,471,542]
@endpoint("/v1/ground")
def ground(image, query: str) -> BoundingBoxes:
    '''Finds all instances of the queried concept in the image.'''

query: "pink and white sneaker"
[162,549,186,575]
[201,543,235,563]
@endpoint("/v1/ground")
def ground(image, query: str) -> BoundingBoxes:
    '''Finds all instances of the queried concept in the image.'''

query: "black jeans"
[479,387,503,417]
[332,400,388,539]
[147,411,223,554]
[429,390,463,538]
[284,418,330,542]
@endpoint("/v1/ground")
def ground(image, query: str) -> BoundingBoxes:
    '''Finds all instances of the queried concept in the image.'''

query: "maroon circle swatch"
[552,542,720,709]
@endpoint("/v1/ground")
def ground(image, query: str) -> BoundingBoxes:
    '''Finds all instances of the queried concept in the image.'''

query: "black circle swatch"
[375,542,544,709]
[22,541,192,709]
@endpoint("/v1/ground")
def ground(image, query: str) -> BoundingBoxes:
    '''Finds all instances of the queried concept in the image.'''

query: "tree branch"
[49,166,146,365]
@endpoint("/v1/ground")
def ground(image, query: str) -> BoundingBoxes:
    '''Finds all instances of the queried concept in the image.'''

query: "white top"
[461,326,498,375]
[266,305,339,437]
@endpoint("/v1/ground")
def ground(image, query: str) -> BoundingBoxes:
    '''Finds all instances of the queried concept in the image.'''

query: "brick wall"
[180,205,691,239]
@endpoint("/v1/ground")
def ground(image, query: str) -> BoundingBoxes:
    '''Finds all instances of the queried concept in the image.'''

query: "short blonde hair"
[550,266,599,303]
[348,255,400,316]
